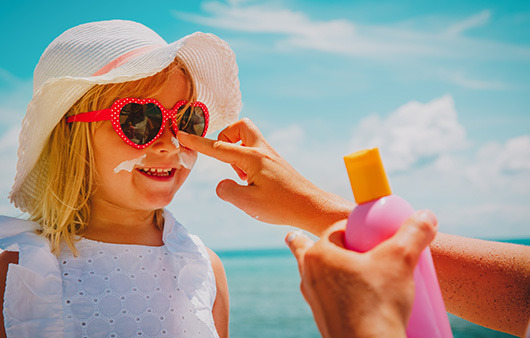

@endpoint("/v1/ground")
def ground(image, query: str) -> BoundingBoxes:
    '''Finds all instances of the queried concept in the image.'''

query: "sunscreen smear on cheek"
[113,154,147,173]
[172,137,197,170]
[177,148,197,170]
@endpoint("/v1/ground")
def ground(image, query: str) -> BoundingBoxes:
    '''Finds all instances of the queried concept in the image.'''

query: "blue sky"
[1,0,529,249]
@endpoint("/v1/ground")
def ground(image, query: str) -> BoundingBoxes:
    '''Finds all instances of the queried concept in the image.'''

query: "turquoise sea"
[220,239,529,338]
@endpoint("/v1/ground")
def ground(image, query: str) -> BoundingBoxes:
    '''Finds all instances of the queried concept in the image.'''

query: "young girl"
[0,20,240,337]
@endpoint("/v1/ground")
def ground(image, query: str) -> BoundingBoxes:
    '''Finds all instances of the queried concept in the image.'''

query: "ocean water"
[219,240,528,338]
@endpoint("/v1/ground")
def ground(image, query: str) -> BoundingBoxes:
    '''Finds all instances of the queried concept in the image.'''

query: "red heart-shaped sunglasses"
[66,97,209,149]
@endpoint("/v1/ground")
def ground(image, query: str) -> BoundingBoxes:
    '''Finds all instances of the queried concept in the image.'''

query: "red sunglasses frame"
[66,97,209,149]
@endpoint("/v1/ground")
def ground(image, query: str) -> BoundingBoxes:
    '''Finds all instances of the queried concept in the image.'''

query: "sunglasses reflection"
[121,103,161,145]
[178,106,206,136]
[120,103,206,146]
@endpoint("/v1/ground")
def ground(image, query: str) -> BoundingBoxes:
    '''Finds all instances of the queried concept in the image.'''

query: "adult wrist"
[306,189,353,236]
[344,311,407,338]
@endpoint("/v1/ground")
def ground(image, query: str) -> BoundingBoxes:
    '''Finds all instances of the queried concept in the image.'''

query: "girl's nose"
[149,122,179,154]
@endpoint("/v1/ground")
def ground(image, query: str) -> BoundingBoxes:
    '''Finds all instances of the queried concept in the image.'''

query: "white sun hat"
[9,19,241,211]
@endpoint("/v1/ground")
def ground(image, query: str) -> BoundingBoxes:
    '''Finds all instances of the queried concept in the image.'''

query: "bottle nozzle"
[344,148,392,204]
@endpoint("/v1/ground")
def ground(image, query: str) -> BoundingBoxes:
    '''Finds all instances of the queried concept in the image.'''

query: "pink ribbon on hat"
[92,45,162,76]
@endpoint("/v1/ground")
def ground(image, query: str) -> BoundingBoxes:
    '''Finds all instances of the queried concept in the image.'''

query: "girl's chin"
[136,172,187,202]
[141,194,177,210]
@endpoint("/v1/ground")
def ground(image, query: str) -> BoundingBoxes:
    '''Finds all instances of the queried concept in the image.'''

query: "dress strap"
[161,210,218,336]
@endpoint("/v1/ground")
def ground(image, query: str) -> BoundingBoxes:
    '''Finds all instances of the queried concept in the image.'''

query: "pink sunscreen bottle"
[343,148,452,338]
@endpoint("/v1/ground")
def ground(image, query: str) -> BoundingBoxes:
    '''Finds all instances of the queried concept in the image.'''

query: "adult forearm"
[430,232,530,336]
[293,185,354,236]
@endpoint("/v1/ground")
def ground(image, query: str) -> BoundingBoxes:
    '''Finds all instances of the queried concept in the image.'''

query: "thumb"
[216,179,253,206]
[379,210,438,270]
[285,231,314,274]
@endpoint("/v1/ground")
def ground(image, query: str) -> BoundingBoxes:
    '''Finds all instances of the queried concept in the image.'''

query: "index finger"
[218,118,265,147]
[177,131,252,165]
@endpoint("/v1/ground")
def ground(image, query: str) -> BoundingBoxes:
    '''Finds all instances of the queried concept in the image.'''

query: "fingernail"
[418,210,437,226]
[285,230,304,244]
[177,131,189,138]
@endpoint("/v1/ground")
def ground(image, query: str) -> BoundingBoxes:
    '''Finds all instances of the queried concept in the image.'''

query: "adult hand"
[177,118,353,236]
[286,210,438,338]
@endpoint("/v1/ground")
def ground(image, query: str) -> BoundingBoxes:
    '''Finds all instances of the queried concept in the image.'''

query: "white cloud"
[416,134,530,238]
[324,94,530,238]
[497,135,530,172]
[193,153,240,185]
[0,125,20,152]
[433,200,530,239]
[0,67,31,88]
[0,125,20,217]
[173,3,435,57]
[174,2,359,55]
[443,71,510,90]
[203,2,338,35]
[173,3,530,62]
[206,2,355,39]
[350,95,467,172]
[0,70,31,129]
[266,124,305,156]
[463,203,529,225]
[444,10,491,37]
[465,135,530,193]
[0,70,30,216]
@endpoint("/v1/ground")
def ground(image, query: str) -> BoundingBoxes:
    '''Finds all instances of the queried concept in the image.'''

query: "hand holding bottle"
[286,211,438,338]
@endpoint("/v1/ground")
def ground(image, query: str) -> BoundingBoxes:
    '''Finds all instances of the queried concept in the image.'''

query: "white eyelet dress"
[0,210,219,338]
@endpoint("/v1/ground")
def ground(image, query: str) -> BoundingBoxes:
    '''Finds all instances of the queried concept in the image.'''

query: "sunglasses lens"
[177,105,206,136]
[119,103,163,145]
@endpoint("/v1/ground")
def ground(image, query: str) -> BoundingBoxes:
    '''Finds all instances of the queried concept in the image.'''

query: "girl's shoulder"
[0,216,43,252]
[0,215,38,229]
[0,216,63,337]
[162,210,207,254]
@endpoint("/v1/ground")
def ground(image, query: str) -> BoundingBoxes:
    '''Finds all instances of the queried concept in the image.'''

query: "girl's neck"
[83,200,164,246]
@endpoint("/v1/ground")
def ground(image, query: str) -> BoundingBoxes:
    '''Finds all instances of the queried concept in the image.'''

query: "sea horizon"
[215,237,530,256]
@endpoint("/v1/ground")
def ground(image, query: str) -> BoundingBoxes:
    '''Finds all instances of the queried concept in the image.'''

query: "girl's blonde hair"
[28,58,196,255]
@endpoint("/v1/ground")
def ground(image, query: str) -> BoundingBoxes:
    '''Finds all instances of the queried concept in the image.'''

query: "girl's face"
[91,70,197,212]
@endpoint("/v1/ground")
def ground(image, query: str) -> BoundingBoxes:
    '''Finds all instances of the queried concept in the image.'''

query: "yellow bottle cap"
[343,148,392,204]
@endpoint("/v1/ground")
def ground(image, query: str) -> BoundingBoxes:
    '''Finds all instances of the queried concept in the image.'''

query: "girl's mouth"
[137,167,176,178]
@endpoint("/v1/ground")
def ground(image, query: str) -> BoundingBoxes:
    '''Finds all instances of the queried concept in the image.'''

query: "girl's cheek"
[177,148,197,170]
